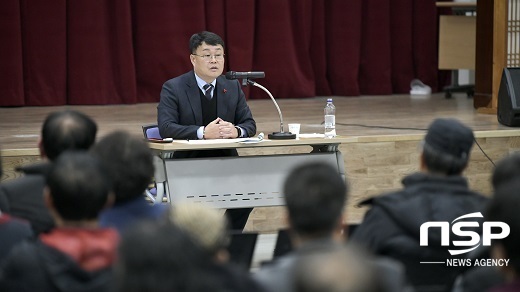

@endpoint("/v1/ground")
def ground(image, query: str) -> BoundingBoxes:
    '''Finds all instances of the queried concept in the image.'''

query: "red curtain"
[0,0,442,106]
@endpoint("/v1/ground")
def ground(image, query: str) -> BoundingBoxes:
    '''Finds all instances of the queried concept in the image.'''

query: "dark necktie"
[203,84,214,100]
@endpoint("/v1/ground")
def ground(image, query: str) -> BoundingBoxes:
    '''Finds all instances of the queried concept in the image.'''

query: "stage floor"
[0,92,512,151]
[2,92,520,231]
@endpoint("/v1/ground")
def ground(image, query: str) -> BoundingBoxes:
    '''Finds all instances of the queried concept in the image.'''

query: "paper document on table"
[171,139,245,145]
[298,133,325,138]
[170,132,265,145]
[238,132,265,144]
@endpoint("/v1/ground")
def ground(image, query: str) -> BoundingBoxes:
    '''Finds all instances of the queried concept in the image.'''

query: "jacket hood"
[36,228,118,291]
[35,242,112,291]
[40,228,119,271]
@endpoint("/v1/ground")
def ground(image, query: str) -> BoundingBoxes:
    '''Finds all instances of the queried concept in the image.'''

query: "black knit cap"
[424,118,474,159]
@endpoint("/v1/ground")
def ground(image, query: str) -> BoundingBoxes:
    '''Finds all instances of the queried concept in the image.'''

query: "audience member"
[0,151,118,292]
[114,220,265,292]
[0,110,97,234]
[351,118,489,292]
[452,153,520,292]
[168,202,266,290]
[254,162,405,292]
[92,131,168,232]
[491,152,520,190]
[451,266,505,292]
[169,202,230,262]
[157,30,256,230]
[486,180,520,292]
[91,131,168,234]
[0,210,33,262]
[0,147,33,262]
[292,245,380,292]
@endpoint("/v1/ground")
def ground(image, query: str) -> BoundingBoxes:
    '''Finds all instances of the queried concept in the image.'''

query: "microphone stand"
[246,79,296,140]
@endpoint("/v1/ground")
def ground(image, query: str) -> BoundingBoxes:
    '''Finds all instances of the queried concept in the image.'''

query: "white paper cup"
[288,123,301,136]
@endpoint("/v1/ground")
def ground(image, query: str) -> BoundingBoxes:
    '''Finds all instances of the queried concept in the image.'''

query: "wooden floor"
[0,92,510,150]
[2,92,520,232]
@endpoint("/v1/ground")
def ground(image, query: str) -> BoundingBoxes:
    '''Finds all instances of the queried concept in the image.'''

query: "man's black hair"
[189,31,225,54]
[46,151,110,220]
[283,162,347,237]
[114,221,226,292]
[91,131,154,204]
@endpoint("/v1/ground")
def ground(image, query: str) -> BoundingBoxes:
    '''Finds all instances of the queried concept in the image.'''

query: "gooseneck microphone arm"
[225,71,295,139]
[246,79,296,140]
[247,80,284,132]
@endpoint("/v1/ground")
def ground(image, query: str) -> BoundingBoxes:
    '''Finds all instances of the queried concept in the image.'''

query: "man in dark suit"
[157,31,256,230]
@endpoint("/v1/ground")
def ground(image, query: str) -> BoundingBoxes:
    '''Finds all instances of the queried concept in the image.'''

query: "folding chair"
[142,124,162,139]
[227,231,259,271]
[141,124,165,204]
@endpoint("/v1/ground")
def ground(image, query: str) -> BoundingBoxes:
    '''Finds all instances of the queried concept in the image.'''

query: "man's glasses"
[192,53,225,62]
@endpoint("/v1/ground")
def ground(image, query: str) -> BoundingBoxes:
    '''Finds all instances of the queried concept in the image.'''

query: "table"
[148,136,346,209]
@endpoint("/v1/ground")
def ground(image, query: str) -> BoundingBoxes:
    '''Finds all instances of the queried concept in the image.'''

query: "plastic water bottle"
[324,98,336,138]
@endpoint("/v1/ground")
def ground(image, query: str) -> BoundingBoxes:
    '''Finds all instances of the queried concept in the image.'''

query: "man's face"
[190,42,224,83]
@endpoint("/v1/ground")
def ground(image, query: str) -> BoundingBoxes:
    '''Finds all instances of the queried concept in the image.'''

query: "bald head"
[41,110,97,160]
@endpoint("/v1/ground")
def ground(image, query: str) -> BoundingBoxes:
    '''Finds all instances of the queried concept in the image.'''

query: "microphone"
[225,71,265,80]
[234,74,295,140]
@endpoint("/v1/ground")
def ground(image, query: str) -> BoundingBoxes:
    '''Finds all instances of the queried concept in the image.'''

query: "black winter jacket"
[0,240,112,292]
[351,172,489,292]
[0,162,55,234]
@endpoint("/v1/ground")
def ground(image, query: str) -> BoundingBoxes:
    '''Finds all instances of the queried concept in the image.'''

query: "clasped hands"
[203,117,239,139]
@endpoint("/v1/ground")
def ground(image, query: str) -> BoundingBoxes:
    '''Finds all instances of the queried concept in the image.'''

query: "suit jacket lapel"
[186,72,203,125]
[216,77,228,119]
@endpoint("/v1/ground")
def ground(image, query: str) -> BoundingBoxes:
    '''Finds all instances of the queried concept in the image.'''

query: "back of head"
[189,31,225,53]
[169,203,230,257]
[115,221,225,292]
[284,162,347,237]
[492,152,520,190]
[46,151,110,221]
[41,110,97,161]
[422,118,474,175]
[293,245,381,292]
[487,180,520,275]
[91,131,154,203]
